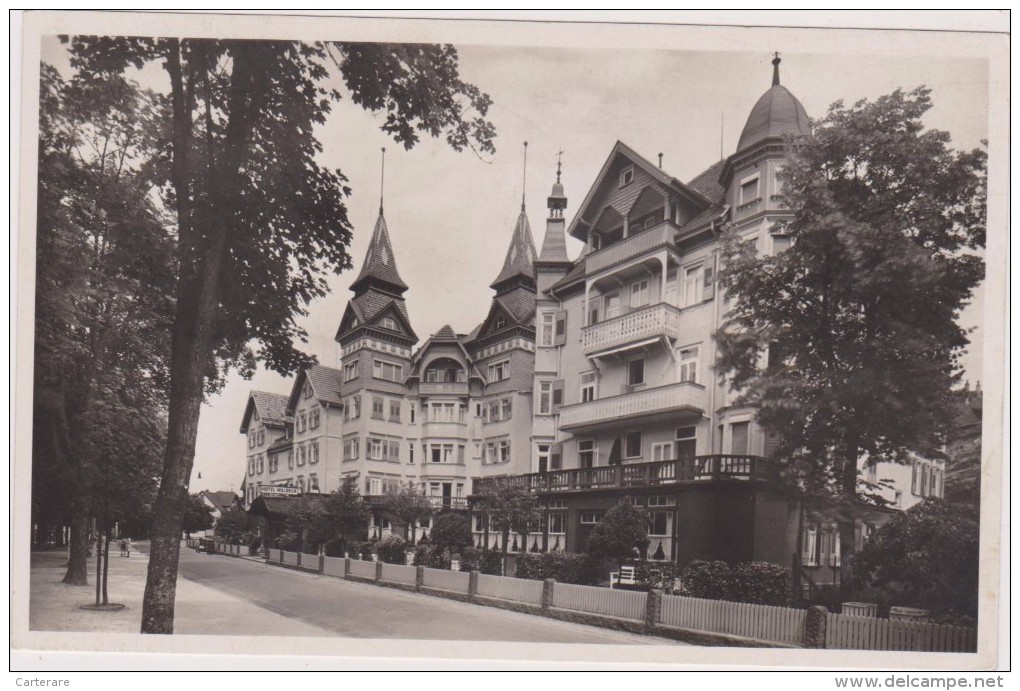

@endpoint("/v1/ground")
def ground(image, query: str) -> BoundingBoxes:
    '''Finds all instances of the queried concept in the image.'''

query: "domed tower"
[721,53,810,244]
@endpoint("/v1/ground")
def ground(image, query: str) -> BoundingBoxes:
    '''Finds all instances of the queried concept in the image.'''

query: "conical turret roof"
[351,211,408,294]
[736,56,810,152]
[491,207,538,289]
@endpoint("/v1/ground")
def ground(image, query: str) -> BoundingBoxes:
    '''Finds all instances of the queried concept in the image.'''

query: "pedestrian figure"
[126,537,131,557]
[120,539,128,557]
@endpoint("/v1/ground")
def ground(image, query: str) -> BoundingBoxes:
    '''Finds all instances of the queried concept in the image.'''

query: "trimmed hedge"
[377,535,408,564]
[459,547,502,575]
[681,560,791,606]
[513,551,604,585]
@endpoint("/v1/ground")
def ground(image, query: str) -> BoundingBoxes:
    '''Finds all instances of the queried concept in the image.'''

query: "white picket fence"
[381,562,417,585]
[280,550,300,566]
[422,567,470,592]
[826,613,977,652]
[348,558,376,579]
[323,555,346,578]
[553,582,646,621]
[476,573,544,605]
[659,594,806,646]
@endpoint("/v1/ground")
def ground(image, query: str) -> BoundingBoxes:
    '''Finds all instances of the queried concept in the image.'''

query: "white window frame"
[627,358,645,387]
[297,444,307,466]
[381,316,397,331]
[578,439,597,468]
[309,441,319,464]
[540,311,555,347]
[651,441,675,462]
[488,359,510,382]
[580,371,597,403]
[580,512,601,525]
[619,165,634,188]
[343,360,358,382]
[538,380,554,415]
[679,345,700,384]
[739,173,760,205]
[309,406,320,429]
[624,431,642,459]
[373,358,403,383]
[630,278,649,308]
[682,264,704,307]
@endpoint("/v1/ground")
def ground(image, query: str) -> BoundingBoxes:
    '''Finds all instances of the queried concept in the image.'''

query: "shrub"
[633,561,679,593]
[513,551,605,585]
[412,544,449,569]
[680,560,792,605]
[729,561,790,606]
[681,560,731,599]
[376,534,408,564]
[274,530,299,550]
[359,537,378,561]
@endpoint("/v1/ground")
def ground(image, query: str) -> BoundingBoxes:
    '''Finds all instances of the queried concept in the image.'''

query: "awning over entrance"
[247,495,305,520]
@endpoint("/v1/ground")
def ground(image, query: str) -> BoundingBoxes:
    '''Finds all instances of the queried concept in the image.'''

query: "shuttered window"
[730,421,750,455]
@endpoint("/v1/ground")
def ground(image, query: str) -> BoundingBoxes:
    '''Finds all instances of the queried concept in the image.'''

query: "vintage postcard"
[11,10,1009,671]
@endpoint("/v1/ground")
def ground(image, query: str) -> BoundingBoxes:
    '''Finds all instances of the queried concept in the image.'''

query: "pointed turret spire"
[539,153,569,265]
[378,146,386,214]
[350,148,407,295]
[491,205,538,289]
[520,141,528,211]
[772,51,781,87]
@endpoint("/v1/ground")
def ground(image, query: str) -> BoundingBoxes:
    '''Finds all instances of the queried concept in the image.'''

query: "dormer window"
[380,317,397,331]
[619,165,635,188]
[493,314,506,330]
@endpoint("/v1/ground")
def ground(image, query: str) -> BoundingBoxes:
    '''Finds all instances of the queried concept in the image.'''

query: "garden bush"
[376,534,408,564]
[412,544,449,569]
[513,551,604,585]
[458,546,503,575]
[633,561,678,593]
[680,560,791,605]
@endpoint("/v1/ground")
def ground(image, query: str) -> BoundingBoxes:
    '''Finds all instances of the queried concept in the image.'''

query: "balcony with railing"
[365,494,469,511]
[584,220,679,276]
[472,455,771,496]
[419,381,469,396]
[558,381,706,432]
[582,302,681,356]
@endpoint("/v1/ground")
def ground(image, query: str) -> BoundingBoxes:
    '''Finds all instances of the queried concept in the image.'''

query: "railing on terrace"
[473,455,771,496]
[558,381,707,431]
[582,302,682,355]
[585,221,679,276]
[363,494,468,510]
[418,381,469,396]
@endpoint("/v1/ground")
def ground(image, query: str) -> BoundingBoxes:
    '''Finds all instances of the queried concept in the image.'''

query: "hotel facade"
[240,59,944,587]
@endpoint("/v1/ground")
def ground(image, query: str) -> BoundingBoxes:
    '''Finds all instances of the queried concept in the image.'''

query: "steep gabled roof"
[350,212,408,294]
[287,364,345,413]
[566,141,712,241]
[200,490,239,513]
[240,390,291,433]
[335,291,417,342]
[685,159,728,206]
[491,207,538,289]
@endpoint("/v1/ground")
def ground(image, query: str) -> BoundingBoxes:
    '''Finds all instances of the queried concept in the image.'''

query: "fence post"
[416,566,425,593]
[344,557,351,580]
[468,570,479,601]
[542,579,556,613]
[318,554,325,575]
[279,549,284,566]
[297,551,302,568]
[645,589,662,631]
[375,560,383,582]
[805,605,829,648]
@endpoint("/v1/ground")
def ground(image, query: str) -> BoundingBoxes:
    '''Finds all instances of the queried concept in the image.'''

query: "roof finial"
[556,148,563,184]
[657,153,663,169]
[772,51,781,87]
[379,146,386,215]
[521,141,528,211]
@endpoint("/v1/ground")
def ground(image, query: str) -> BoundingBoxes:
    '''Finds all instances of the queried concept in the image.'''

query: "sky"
[39,26,993,496]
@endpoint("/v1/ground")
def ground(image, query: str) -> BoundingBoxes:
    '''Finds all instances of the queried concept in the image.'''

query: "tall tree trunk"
[140,41,265,634]
[101,528,110,605]
[62,501,90,585]
[838,439,860,596]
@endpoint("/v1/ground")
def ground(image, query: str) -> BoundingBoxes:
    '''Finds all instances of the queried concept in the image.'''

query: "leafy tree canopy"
[428,513,473,560]
[587,501,650,565]
[182,494,215,535]
[716,86,986,501]
[849,499,979,623]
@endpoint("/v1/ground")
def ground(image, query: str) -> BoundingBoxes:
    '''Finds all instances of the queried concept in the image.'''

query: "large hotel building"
[240,58,945,586]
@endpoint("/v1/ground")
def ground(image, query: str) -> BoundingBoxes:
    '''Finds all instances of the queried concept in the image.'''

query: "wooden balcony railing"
[582,302,682,355]
[472,455,772,496]
[584,221,679,276]
[419,381,469,396]
[558,381,706,431]
[364,494,469,510]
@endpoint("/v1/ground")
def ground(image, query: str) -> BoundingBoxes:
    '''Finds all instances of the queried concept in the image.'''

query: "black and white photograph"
[11,11,1008,673]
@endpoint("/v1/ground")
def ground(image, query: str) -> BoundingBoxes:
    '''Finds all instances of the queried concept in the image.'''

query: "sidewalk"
[29,543,334,636]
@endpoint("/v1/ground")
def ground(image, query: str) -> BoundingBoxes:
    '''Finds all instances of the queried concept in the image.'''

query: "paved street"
[172,545,682,644]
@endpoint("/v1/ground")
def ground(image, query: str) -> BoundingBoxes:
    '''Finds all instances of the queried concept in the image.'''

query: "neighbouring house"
[197,489,241,537]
